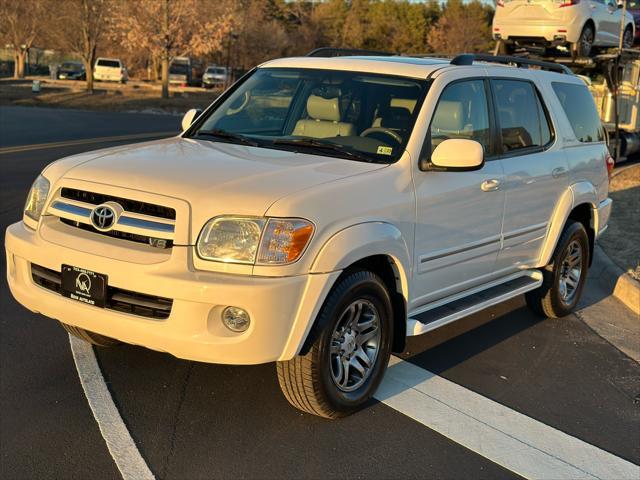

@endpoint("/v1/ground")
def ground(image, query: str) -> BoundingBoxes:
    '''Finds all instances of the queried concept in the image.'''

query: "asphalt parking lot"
[1,106,638,480]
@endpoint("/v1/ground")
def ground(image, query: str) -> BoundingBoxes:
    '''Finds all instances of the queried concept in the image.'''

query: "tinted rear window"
[552,82,604,143]
[97,59,120,68]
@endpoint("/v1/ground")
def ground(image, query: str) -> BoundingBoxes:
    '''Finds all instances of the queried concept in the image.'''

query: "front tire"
[525,221,589,318]
[60,322,121,347]
[277,270,393,418]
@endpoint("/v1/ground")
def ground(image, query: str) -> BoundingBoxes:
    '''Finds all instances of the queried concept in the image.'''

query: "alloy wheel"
[558,240,583,305]
[329,299,381,392]
[622,29,633,48]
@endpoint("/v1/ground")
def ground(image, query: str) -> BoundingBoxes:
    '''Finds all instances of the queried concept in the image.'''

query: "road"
[1,106,638,479]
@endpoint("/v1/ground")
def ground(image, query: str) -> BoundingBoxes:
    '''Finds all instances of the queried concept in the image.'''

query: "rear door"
[412,77,505,308]
[588,0,611,44]
[491,77,569,272]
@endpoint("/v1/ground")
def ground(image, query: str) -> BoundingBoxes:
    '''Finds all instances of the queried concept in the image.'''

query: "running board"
[407,270,543,336]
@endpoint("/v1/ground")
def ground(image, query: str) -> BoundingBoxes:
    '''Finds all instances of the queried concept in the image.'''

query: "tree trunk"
[84,60,94,93]
[161,0,170,99]
[14,51,27,79]
[151,54,159,82]
[161,55,169,99]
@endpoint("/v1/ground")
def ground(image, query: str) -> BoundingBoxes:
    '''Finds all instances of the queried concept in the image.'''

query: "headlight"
[197,216,314,265]
[24,175,50,222]
[197,217,266,264]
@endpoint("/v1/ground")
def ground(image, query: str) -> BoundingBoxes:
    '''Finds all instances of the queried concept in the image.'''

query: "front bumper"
[5,221,339,364]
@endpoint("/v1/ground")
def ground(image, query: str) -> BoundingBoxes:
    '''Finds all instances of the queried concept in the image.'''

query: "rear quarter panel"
[535,73,609,205]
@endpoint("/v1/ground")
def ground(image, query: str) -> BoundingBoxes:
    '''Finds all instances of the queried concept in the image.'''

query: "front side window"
[552,82,605,143]
[492,79,552,153]
[190,68,429,163]
[428,79,491,156]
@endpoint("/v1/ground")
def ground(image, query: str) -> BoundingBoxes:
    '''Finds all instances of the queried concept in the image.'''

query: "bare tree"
[427,0,493,54]
[113,0,233,98]
[0,0,48,78]
[50,0,112,92]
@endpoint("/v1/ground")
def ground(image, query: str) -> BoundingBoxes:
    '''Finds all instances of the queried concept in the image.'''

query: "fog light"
[222,306,250,332]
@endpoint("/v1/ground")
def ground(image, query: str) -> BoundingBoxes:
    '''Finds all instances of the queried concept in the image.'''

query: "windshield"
[207,67,226,74]
[191,68,428,163]
[61,63,82,71]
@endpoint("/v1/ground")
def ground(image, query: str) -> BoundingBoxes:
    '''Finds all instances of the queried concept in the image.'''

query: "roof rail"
[450,53,573,75]
[306,47,393,58]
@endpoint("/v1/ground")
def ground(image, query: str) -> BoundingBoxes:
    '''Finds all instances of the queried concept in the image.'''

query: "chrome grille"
[47,188,176,247]
[60,187,176,219]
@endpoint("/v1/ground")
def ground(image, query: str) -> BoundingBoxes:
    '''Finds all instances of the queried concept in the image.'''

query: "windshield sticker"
[377,146,393,156]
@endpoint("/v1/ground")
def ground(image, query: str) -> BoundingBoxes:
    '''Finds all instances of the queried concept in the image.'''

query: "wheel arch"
[299,222,412,355]
[539,183,596,267]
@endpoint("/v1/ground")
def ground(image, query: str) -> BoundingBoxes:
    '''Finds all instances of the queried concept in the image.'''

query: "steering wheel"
[360,127,403,145]
[226,91,251,116]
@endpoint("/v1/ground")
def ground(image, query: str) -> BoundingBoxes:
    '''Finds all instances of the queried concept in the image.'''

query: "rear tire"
[525,221,589,318]
[277,270,393,419]
[60,322,121,347]
[622,26,633,48]
[573,24,594,57]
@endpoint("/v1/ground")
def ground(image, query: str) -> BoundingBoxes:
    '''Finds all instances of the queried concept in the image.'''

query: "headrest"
[432,101,463,132]
[390,98,417,114]
[307,95,340,122]
[380,107,412,130]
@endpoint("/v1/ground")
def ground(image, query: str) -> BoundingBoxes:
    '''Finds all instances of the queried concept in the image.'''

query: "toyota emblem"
[90,204,117,231]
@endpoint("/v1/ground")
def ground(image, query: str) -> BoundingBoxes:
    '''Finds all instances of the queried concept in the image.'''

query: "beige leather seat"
[372,98,417,127]
[293,95,355,138]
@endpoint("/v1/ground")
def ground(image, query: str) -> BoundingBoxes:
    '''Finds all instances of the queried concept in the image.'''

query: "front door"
[412,78,505,310]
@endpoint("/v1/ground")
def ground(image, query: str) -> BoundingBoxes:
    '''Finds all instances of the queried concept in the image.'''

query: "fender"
[310,221,411,299]
[539,181,596,266]
[280,222,412,358]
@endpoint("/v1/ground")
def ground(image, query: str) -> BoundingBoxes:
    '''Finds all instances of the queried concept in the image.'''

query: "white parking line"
[0,131,175,154]
[375,356,640,480]
[69,335,155,480]
[70,335,638,480]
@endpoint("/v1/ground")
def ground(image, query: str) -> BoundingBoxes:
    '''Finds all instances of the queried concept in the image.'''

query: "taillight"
[606,152,615,180]
[558,0,580,7]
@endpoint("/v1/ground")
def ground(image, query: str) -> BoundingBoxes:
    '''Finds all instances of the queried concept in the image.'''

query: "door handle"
[481,179,501,192]
[552,167,567,178]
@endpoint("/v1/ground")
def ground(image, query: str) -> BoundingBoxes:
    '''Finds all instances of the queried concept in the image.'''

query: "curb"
[591,244,640,315]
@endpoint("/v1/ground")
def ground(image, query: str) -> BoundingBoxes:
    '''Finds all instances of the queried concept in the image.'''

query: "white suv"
[5,53,613,418]
[493,0,635,56]
[94,57,128,83]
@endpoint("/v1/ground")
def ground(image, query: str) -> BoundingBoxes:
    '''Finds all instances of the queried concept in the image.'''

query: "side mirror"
[181,108,202,131]
[421,139,484,172]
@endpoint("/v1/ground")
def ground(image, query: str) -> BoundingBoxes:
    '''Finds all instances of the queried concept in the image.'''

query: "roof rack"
[450,53,573,75]
[306,47,394,58]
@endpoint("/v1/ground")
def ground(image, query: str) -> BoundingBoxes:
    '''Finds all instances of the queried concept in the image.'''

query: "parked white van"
[94,57,128,83]
[6,52,613,418]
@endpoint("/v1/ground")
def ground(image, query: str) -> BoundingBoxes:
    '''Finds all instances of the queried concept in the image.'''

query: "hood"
[48,136,386,227]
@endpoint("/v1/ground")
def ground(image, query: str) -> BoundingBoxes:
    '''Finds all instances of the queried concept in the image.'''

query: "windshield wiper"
[272,138,381,163]
[195,129,260,147]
